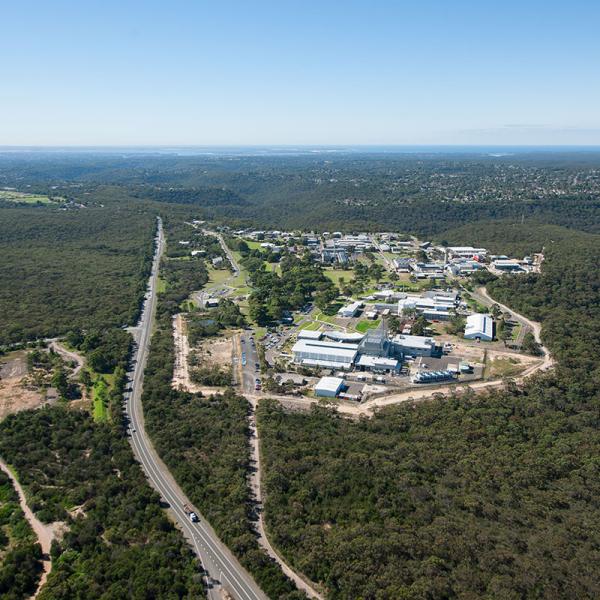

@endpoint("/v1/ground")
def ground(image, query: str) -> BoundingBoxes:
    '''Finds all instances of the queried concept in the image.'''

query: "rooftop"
[315,376,345,393]
[465,314,494,338]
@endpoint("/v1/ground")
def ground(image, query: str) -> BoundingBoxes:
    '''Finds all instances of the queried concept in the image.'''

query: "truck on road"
[183,503,199,522]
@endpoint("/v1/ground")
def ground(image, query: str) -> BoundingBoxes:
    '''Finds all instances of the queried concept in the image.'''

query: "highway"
[124,217,268,600]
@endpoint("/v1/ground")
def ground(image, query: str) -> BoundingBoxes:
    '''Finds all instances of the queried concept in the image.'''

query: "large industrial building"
[464,314,494,341]
[447,246,487,259]
[391,334,437,357]
[292,321,442,375]
[291,338,359,370]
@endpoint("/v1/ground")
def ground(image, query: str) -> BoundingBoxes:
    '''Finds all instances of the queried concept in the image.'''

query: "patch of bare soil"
[0,352,46,421]
[172,314,231,395]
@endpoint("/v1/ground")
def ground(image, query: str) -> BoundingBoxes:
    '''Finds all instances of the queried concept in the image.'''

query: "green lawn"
[315,311,340,325]
[299,320,322,331]
[92,378,109,422]
[265,262,281,274]
[324,269,355,286]
[356,319,381,333]
[510,323,522,341]
[156,277,167,293]
[207,267,232,286]
[0,190,62,204]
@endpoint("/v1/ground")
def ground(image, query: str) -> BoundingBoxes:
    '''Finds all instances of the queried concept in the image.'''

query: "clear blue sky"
[2,0,600,145]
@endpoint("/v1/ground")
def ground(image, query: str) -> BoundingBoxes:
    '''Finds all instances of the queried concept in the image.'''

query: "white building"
[297,329,323,340]
[292,339,359,370]
[338,301,362,318]
[493,259,525,272]
[314,376,345,397]
[392,334,436,357]
[322,331,364,343]
[355,355,399,372]
[464,314,494,341]
[447,246,487,259]
[397,294,455,321]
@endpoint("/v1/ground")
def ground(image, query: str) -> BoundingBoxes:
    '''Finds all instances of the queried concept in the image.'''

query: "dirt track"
[0,459,56,598]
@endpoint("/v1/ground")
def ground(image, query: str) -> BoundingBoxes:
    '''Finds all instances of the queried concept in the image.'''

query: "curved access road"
[0,459,53,598]
[124,218,267,600]
[474,286,553,371]
[49,340,85,377]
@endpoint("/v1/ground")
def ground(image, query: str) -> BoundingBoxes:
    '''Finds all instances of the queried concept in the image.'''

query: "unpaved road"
[0,459,55,598]
[48,340,85,377]
[476,286,554,371]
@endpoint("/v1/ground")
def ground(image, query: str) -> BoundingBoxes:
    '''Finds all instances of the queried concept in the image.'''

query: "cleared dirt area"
[172,313,232,395]
[0,352,46,420]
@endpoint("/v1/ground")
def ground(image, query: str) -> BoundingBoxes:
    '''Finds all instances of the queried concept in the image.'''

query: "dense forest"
[0,408,204,598]
[0,203,155,345]
[258,232,600,599]
[0,470,43,600]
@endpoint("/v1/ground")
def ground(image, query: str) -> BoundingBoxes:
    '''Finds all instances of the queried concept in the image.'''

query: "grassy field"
[299,320,322,331]
[0,190,62,204]
[323,268,355,286]
[315,311,340,325]
[92,378,109,421]
[356,319,381,333]
[511,323,522,341]
[207,267,232,286]
[156,276,167,293]
[265,262,281,274]
[487,357,526,378]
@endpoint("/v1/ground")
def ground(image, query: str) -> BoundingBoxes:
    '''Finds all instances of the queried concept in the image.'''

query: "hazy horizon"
[2,1,600,146]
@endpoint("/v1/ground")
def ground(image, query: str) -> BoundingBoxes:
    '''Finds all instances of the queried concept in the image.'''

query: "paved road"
[236,332,322,599]
[194,232,242,308]
[202,229,240,276]
[124,217,268,600]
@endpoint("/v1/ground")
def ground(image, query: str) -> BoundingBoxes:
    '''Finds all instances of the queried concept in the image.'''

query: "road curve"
[49,340,85,377]
[124,217,268,600]
[475,286,553,370]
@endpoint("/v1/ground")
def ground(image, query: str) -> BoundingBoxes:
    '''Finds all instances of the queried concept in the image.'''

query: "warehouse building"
[292,338,359,370]
[493,259,525,272]
[355,355,400,373]
[447,246,488,259]
[464,314,494,341]
[391,334,437,357]
[314,376,345,397]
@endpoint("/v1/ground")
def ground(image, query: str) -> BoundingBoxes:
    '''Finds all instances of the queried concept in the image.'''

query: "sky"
[2,0,600,146]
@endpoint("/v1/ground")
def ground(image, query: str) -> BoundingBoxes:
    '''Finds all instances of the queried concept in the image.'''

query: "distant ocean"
[1,145,600,157]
